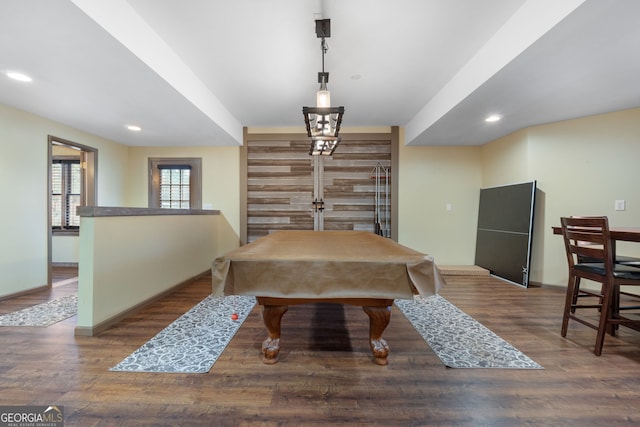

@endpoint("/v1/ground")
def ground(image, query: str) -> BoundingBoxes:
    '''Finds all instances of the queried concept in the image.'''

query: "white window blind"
[51,159,81,229]
[158,165,191,209]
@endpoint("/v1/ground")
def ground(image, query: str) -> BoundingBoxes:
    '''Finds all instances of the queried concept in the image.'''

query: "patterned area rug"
[111,293,539,373]
[0,295,78,327]
[111,295,256,373]
[396,295,542,369]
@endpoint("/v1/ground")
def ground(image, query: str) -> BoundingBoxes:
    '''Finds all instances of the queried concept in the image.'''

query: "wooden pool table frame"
[257,297,394,365]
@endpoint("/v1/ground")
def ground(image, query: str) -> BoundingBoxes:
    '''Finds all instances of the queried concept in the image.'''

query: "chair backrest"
[560,216,615,272]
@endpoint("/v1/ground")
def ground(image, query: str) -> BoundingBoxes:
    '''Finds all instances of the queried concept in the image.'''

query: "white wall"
[0,103,240,298]
[480,129,530,186]
[398,108,640,287]
[527,108,640,285]
[77,212,232,333]
[398,128,483,264]
[0,104,129,298]
[126,146,241,239]
[51,236,80,264]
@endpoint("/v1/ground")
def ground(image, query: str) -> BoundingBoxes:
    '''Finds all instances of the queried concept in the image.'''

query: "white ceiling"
[1,0,639,147]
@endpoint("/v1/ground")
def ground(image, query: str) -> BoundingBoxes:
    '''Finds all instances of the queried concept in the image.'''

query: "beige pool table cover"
[212,231,445,299]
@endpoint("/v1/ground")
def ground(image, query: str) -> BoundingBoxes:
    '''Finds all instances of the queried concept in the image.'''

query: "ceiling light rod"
[302,18,345,156]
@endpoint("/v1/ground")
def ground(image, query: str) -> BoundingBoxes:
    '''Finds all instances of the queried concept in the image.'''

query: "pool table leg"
[362,305,391,366]
[260,304,289,364]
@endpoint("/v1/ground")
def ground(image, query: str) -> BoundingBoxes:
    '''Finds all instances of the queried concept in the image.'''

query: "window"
[159,165,191,209]
[51,158,81,230]
[149,158,202,209]
[48,136,97,236]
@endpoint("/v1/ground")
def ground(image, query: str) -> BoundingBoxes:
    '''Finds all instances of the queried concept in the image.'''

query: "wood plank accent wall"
[246,135,314,243]
[322,135,391,234]
[245,132,395,243]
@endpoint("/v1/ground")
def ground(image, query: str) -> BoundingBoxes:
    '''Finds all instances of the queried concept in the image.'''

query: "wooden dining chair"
[567,216,640,312]
[560,216,640,355]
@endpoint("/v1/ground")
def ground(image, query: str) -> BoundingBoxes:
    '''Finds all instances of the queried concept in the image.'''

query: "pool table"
[212,230,445,365]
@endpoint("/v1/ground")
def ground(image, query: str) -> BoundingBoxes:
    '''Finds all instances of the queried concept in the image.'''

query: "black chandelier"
[302,19,345,156]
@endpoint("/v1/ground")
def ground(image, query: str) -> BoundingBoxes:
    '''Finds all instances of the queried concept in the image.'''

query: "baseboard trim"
[439,265,490,276]
[52,262,79,268]
[0,284,49,302]
[74,270,210,337]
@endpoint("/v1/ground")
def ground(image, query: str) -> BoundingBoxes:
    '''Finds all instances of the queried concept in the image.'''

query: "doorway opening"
[47,135,97,286]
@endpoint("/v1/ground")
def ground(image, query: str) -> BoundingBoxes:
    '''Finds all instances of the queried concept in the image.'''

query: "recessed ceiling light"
[6,71,33,82]
[485,114,502,123]
[127,125,142,132]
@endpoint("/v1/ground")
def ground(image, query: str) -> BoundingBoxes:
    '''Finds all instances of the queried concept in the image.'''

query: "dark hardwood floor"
[1,268,640,426]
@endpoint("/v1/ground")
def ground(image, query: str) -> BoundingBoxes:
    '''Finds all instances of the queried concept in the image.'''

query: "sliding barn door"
[246,133,393,243]
[246,136,314,243]
[321,136,391,234]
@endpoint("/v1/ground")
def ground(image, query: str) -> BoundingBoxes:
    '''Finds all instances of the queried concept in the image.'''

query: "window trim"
[148,157,202,209]
[48,136,98,237]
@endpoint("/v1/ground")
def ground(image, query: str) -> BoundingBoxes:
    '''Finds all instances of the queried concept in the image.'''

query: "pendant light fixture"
[302,19,345,156]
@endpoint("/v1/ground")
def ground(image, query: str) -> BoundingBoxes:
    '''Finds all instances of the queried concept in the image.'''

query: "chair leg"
[608,284,621,335]
[571,277,581,313]
[594,280,615,356]
[561,274,578,337]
